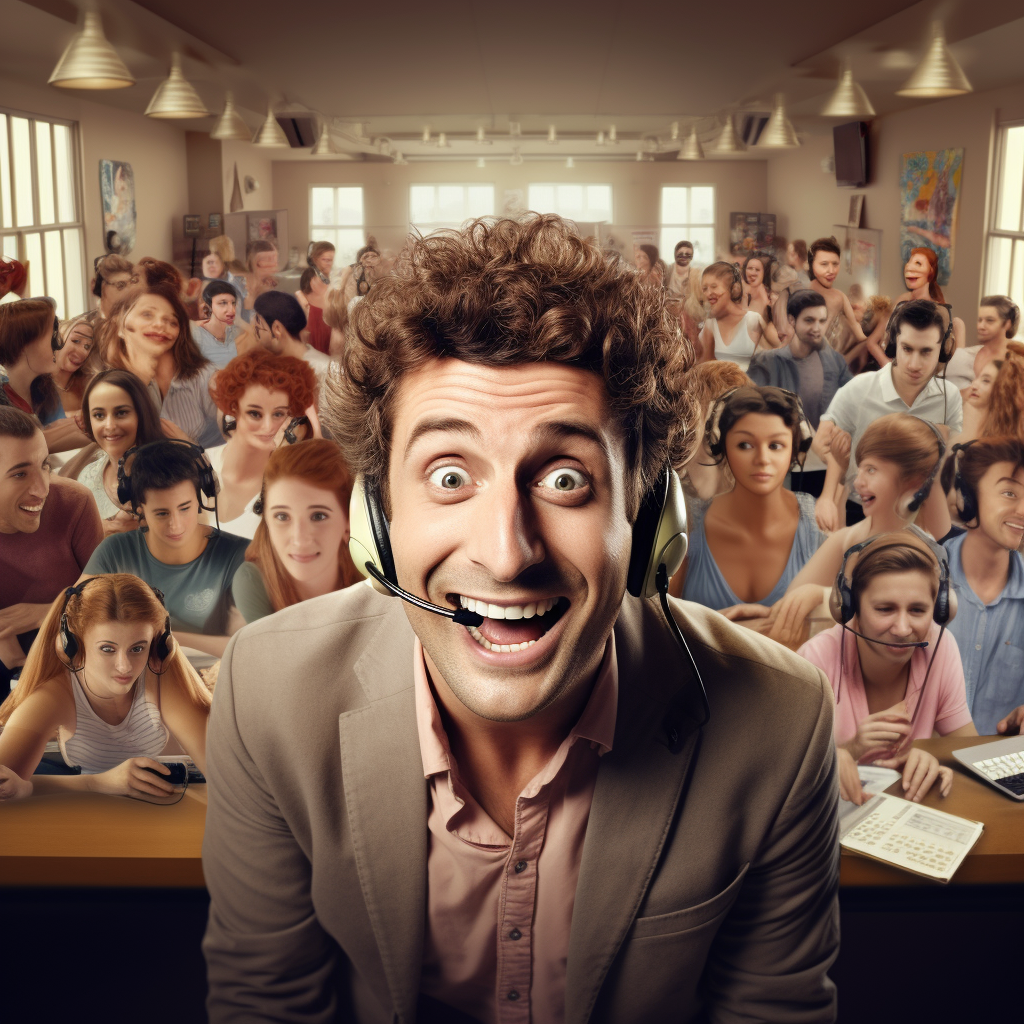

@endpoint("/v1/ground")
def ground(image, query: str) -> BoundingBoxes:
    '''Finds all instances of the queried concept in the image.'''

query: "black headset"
[830,527,952,627]
[904,417,946,515]
[116,440,218,517]
[59,578,173,672]
[251,418,309,516]
[950,439,980,525]
[885,299,956,364]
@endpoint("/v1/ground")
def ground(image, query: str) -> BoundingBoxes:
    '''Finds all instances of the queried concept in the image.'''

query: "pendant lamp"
[821,62,875,118]
[253,106,289,148]
[210,92,251,141]
[677,126,704,160]
[145,54,209,118]
[757,95,800,149]
[311,125,337,155]
[712,114,746,154]
[897,22,972,98]
[49,11,134,89]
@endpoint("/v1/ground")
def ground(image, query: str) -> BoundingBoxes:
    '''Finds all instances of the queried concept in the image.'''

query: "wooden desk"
[839,735,1024,886]
[0,786,207,887]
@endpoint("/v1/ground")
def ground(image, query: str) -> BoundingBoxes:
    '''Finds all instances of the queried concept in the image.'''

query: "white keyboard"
[954,737,1024,801]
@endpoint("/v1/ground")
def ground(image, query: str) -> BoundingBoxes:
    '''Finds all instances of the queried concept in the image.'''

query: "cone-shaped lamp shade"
[821,64,875,118]
[677,127,704,160]
[210,92,251,141]
[712,114,746,154]
[311,125,337,155]
[757,95,800,149]
[49,11,134,89]
[145,54,209,118]
[897,22,972,98]
[253,107,290,148]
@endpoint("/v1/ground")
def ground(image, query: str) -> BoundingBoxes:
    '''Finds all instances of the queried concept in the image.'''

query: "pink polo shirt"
[414,635,618,1024]
[798,623,973,753]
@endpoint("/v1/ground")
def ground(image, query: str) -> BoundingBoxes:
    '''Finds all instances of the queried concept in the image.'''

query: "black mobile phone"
[141,762,188,786]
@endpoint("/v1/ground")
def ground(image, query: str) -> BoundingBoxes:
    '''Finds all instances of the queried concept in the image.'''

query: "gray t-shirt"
[795,351,826,429]
[83,528,256,635]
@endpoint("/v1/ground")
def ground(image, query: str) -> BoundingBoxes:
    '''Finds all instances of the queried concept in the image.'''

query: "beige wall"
[272,157,768,258]
[220,139,276,214]
[0,75,188,267]
[767,82,1024,321]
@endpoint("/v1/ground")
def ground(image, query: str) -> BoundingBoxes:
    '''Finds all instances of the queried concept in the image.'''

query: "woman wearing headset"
[798,531,977,805]
[762,413,952,647]
[698,261,781,370]
[207,350,317,539]
[45,315,99,424]
[678,386,824,622]
[294,241,335,355]
[59,369,166,536]
[231,439,361,621]
[0,574,210,802]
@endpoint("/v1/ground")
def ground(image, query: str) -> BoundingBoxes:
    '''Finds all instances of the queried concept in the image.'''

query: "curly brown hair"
[321,215,697,519]
[210,349,315,417]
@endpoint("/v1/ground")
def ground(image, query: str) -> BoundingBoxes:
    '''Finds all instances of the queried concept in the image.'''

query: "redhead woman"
[232,438,361,621]
[799,530,977,804]
[105,283,221,449]
[0,574,210,802]
[207,350,317,538]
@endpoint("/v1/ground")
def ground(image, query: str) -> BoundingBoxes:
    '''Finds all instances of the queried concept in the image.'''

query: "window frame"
[408,182,496,235]
[526,183,614,225]
[307,184,366,267]
[0,105,86,318]
[659,184,716,269]
[983,119,1024,324]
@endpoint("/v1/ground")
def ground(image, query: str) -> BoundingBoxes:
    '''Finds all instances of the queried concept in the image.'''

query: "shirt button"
[509,928,522,941]
[515,860,527,873]
[976,644,982,650]
[508,991,520,1001]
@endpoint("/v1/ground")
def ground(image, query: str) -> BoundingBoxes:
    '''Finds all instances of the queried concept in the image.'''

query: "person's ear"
[271,321,286,342]
[787,314,796,328]
[148,632,176,675]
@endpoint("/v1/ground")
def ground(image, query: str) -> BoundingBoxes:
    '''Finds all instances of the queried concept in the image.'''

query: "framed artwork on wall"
[99,159,137,254]
[899,148,963,285]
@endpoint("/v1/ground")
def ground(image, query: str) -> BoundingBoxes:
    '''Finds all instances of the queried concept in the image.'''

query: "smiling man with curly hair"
[203,215,840,1024]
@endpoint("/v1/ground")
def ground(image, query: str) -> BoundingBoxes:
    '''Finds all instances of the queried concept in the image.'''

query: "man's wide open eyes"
[428,466,471,490]
[537,467,587,492]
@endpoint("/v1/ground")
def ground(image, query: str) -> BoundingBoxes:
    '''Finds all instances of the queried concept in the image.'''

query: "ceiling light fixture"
[677,126,704,160]
[566,156,574,168]
[757,94,800,149]
[712,113,746,154]
[421,126,431,144]
[252,105,290,147]
[609,125,618,144]
[379,138,392,157]
[635,150,644,162]
[437,132,450,148]
[476,126,492,145]
[311,124,336,156]
[509,121,521,137]
[547,125,557,144]
[510,146,523,166]
[821,60,876,118]
[393,151,407,165]
[670,121,680,141]
[596,130,606,146]
[145,54,209,118]
[210,91,251,141]
[48,11,134,89]
[897,21,973,98]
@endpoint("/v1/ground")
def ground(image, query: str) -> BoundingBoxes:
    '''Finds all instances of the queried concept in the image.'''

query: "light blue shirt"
[943,532,1024,735]
[191,321,242,368]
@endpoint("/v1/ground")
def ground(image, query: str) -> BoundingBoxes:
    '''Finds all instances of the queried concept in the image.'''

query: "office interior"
[2,1,1024,1021]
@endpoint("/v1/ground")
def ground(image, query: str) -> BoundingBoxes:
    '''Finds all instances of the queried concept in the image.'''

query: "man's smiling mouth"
[453,595,570,652]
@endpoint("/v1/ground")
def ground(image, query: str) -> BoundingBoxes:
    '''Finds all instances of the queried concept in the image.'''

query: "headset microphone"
[840,624,929,649]
[360,562,484,626]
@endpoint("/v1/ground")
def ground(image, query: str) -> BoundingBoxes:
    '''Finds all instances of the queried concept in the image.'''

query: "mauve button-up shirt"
[414,636,618,1024]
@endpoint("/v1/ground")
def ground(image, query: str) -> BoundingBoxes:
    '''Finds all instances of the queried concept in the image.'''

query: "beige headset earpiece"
[629,468,688,600]
[348,475,390,595]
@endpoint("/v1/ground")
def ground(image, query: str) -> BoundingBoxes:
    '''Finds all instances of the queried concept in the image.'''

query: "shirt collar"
[878,362,943,407]
[413,633,619,781]
[951,532,1024,604]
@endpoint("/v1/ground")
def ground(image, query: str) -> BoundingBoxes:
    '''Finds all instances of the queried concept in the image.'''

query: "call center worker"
[202,216,840,1024]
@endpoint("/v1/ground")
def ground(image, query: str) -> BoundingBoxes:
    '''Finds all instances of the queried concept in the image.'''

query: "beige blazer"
[203,585,839,1023]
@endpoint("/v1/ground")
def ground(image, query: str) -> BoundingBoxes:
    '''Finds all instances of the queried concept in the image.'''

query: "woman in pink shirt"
[799,529,977,805]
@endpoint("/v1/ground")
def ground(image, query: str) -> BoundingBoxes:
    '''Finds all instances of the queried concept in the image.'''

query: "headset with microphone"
[950,439,981,526]
[349,464,711,732]
[902,417,947,516]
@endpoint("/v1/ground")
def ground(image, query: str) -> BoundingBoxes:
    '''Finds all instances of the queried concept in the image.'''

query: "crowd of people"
[1,211,1023,1018]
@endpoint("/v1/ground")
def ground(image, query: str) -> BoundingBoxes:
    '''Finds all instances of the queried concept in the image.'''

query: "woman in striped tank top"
[0,574,210,802]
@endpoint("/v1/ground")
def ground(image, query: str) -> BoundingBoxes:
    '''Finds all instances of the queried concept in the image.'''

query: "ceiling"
[5,0,1024,161]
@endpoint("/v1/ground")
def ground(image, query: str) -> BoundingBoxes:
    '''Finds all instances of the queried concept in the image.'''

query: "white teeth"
[467,625,538,653]
[458,596,559,619]
[20,504,43,512]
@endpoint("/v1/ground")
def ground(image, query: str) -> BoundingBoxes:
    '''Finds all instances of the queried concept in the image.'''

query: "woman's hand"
[845,705,912,763]
[88,758,184,804]
[720,603,773,622]
[815,495,839,533]
[0,765,33,802]
[836,747,868,805]
[766,584,827,649]
[878,748,953,803]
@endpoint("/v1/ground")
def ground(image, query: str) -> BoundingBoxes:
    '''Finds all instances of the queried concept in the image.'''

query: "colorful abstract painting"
[99,159,136,255]
[899,148,964,286]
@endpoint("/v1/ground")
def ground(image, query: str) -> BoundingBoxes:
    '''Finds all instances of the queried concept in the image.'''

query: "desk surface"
[2,738,1022,889]
[840,736,1024,886]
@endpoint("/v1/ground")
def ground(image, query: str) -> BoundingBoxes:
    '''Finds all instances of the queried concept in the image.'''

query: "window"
[984,122,1024,333]
[659,186,715,268]
[0,109,85,318]
[527,184,612,224]
[409,184,495,234]
[310,186,365,266]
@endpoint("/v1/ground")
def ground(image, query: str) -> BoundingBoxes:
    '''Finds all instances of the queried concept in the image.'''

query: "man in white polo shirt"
[817,299,961,527]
